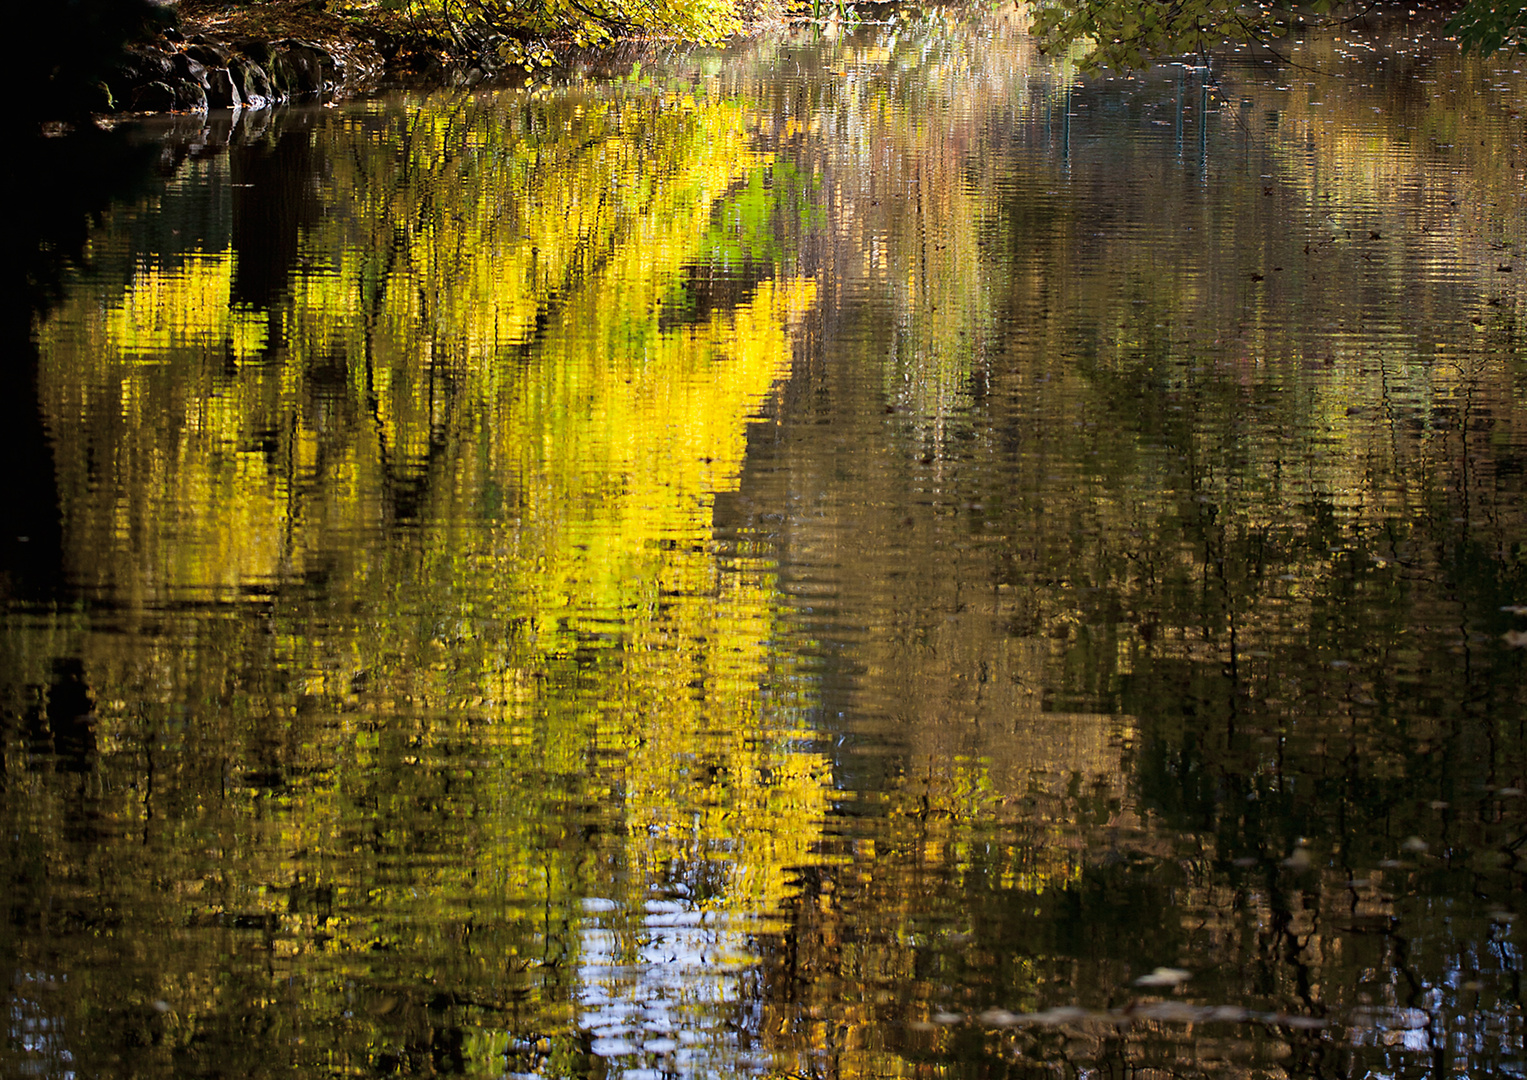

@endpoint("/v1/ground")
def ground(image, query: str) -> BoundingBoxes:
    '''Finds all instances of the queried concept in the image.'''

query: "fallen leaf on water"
[1282,847,1313,871]
[1276,1014,1329,1030]
[1029,1006,1091,1025]
[1131,1000,1201,1022]
[1134,967,1191,988]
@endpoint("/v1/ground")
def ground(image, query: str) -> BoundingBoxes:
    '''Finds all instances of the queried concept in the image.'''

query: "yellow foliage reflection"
[28,79,830,1065]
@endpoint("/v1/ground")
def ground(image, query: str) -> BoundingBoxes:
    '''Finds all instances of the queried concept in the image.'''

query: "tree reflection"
[6,11,1527,1079]
[725,16,1527,1078]
[12,79,828,1076]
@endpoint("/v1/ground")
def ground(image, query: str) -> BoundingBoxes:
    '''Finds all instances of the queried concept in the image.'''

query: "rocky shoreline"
[93,1,433,119]
[105,35,371,114]
[71,1,789,123]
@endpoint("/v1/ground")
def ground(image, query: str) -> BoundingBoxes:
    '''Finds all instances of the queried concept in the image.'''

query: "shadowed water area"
[5,7,1527,1077]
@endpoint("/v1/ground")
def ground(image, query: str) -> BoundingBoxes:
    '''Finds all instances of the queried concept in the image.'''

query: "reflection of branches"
[1338,1,1384,26]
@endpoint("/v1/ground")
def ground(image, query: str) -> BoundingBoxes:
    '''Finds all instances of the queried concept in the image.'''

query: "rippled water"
[6,7,1527,1078]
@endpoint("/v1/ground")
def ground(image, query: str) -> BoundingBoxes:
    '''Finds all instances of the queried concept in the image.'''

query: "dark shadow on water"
[1,128,160,602]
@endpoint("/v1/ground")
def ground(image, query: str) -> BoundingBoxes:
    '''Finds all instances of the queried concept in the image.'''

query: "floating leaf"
[1134,966,1191,988]
[1282,847,1313,871]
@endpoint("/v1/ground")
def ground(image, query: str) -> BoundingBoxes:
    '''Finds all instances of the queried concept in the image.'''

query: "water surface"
[6,8,1527,1078]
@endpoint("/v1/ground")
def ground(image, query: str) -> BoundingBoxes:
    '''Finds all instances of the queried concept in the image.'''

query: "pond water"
[6,7,1527,1077]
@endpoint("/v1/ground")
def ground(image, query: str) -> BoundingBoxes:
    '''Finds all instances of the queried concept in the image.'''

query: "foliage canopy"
[1029,0,1527,71]
[1446,0,1527,55]
[399,0,746,62]
[1027,0,1317,72]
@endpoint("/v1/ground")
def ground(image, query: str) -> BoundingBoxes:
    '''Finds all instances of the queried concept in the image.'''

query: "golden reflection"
[11,13,1527,1080]
[24,78,831,1069]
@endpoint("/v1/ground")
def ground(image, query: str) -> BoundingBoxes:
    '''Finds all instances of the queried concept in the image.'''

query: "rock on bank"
[97,0,414,117]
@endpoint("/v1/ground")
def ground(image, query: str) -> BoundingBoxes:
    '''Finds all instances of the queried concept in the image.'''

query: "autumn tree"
[1030,0,1526,71]
[397,0,754,65]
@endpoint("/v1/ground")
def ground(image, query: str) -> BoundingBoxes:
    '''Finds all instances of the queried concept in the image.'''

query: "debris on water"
[1277,1013,1329,1030]
[1490,909,1516,924]
[1497,787,1523,798]
[1503,630,1527,648]
[1134,967,1192,988]
[931,1010,964,1025]
[1130,1000,1201,1022]
[1031,1006,1092,1025]
[965,1000,1327,1032]
[979,1007,1088,1027]
[1499,605,1527,615]
[1401,836,1429,854]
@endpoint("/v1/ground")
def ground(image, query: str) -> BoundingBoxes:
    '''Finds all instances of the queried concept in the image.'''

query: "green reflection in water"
[7,8,1527,1080]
